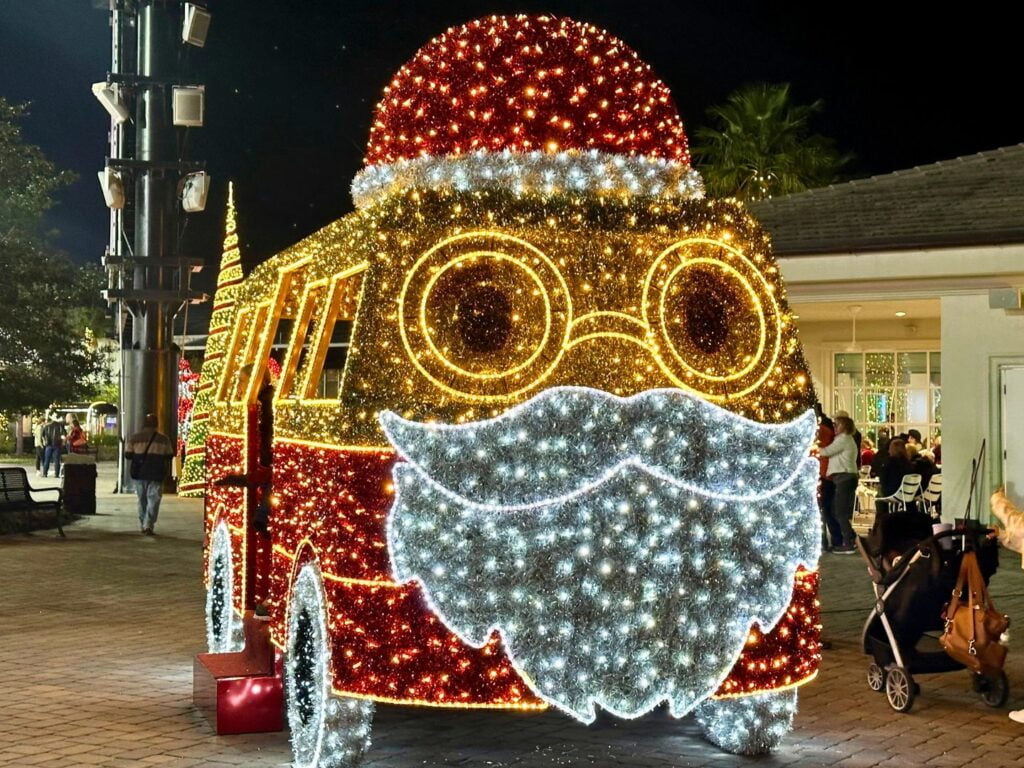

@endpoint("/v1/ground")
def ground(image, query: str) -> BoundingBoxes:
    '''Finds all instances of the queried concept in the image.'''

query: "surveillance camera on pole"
[98,168,125,209]
[182,3,212,47]
[181,171,210,212]
[91,82,129,124]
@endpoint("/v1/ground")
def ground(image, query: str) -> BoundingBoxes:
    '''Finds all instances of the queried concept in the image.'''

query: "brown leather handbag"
[940,551,1009,675]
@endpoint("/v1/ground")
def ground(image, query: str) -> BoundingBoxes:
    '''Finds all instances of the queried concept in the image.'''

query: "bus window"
[231,304,270,402]
[298,267,366,401]
[312,321,353,398]
[234,262,311,404]
[218,308,251,403]
[280,283,328,399]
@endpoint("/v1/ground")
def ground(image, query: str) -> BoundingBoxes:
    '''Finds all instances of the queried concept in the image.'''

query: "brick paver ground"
[3,463,1024,767]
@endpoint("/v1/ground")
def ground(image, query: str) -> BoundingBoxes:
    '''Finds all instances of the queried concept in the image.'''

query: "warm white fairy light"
[384,386,819,748]
[286,563,375,768]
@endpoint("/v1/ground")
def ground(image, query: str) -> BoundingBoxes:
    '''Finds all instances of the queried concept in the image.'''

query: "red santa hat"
[351,15,704,209]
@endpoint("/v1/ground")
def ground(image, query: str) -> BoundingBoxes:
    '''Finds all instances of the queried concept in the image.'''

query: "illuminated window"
[833,351,941,443]
[280,283,328,399]
[218,307,252,403]
[230,304,270,403]
[283,266,366,401]
[237,263,310,404]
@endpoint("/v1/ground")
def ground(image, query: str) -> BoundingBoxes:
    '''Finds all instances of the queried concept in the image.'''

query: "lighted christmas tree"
[177,357,201,455]
[179,183,243,496]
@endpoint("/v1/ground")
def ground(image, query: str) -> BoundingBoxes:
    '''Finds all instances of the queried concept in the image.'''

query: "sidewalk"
[2,463,1024,767]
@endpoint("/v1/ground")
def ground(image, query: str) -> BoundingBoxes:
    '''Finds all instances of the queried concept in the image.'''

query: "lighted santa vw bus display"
[199,15,821,767]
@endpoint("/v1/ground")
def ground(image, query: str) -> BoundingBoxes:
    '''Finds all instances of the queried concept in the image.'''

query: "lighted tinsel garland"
[694,688,798,755]
[206,521,244,653]
[287,563,374,768]
[385,386,819,723]
[351,150,704,209]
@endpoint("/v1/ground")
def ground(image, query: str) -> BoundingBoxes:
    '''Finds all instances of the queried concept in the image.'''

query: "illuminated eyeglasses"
[398,232,782,402]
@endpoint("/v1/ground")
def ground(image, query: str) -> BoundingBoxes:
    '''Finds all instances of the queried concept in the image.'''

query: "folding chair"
[876,473,922,513]
[920,474,943,516]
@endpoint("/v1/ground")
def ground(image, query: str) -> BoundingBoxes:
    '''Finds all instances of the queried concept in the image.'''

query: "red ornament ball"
[365,15,691,167]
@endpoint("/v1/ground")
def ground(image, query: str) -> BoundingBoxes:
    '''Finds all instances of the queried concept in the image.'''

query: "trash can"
[63,454,97,516]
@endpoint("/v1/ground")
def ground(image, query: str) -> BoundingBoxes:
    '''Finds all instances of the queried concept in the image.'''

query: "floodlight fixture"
[181,171,210,212]
[182,3,212,47]
[98,168,125,209]
[91,82,129,124]
[173,85,205,127]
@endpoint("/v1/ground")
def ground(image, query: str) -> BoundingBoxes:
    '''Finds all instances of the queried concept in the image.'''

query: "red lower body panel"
[207,438,820,709]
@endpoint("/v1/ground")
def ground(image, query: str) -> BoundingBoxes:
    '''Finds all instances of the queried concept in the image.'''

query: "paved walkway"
[3,463,1024,767]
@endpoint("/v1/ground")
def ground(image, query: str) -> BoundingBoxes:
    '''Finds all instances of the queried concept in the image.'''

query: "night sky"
[1,1,1019,279]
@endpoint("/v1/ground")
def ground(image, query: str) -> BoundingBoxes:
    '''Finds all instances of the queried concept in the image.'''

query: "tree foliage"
[0,98,108,414]
[692,83,851,201]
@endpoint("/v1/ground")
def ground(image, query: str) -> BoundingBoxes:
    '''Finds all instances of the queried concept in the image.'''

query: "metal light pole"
[97,0,208,492]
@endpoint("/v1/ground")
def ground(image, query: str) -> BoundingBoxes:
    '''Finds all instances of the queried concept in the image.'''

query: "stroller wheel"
[885,667,915,713]
[981,670,1009,708]
[867,664,885,692]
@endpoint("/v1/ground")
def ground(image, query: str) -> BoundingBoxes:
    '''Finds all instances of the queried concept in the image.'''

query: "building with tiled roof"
[752,146,1024,523]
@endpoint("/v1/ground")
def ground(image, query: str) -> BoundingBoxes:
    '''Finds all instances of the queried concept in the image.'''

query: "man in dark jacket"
[125,413,175,535]
[40,414,66,478]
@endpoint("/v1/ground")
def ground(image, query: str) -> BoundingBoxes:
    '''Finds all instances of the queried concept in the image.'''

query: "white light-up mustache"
[380,386,816,508]
[381,387,821,723]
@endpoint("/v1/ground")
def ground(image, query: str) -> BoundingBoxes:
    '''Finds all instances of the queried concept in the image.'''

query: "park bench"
[0,467,65,537]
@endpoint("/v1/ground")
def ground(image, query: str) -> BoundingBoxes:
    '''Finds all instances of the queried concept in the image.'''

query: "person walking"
[40,413,66,478]
[817,415,860,553]
[125,413,175,535]
[32,416,45,476]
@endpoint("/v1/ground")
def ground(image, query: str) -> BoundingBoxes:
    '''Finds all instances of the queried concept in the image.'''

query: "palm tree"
[691,83,851,201]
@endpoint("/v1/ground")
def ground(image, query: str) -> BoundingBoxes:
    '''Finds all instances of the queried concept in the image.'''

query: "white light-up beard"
[382,387,820,723]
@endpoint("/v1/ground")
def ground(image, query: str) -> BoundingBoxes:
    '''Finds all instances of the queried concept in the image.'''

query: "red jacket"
[816,422,834,479]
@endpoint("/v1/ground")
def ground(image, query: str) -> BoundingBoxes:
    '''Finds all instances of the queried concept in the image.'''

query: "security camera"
[181,171,210,212]
[98,168,125,209]
[91,82,129,124]
[182,3,212,48]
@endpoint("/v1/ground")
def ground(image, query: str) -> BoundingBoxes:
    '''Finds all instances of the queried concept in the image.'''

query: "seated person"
[860,436,876,468]
[875,438,912,509]
[906,444,937,497]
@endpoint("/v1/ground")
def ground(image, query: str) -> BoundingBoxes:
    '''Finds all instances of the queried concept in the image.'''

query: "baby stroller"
[856,510,1006,713]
